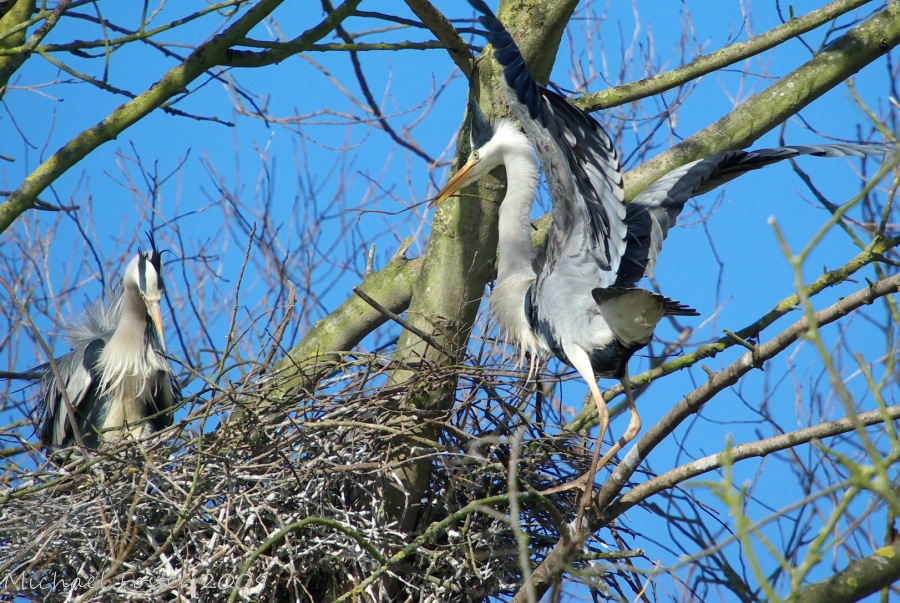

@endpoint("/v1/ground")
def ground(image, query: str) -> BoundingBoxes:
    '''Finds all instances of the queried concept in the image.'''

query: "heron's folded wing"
[39,339,103,447]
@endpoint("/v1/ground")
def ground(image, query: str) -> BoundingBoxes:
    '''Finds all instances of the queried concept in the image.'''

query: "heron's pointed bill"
[428,155,481,208]
[146,300,167,352]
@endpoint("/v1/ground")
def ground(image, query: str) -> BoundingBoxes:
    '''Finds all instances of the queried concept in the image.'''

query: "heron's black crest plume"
[468,89,493,151]
[137,230,166,299]
[144,230,163,275]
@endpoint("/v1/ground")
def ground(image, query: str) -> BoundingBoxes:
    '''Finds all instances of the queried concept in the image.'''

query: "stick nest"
[1,358,611,602]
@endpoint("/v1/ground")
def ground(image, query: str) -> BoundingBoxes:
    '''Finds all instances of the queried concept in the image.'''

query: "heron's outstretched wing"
[615,143,894,287]
[469,0,625,275]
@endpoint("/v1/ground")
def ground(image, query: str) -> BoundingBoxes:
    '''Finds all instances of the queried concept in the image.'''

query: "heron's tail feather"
[594,286,698,315]
[657,296,700,317]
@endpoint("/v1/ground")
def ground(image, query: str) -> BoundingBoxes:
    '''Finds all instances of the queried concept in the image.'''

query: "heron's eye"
[473,150,480,161]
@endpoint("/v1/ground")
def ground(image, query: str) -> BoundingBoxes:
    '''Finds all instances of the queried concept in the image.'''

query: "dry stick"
[262,280,297,367]
[73,465,151,603]
[226,516,388,603]
[508,426,537,603]
[333,491,550,603]
[219,222,257,381]
[352,285,453,357]
[270,254,422,399]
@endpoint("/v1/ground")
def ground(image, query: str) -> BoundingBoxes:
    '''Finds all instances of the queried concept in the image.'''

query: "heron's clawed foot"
[540,468,597,496]
[539,375,643,504]
[540,379,615,498]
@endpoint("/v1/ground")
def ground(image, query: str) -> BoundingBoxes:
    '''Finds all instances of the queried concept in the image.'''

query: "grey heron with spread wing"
[39,234,180,450]
[433,0,892,487]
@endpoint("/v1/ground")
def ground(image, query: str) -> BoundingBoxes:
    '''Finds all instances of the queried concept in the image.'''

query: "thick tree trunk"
[380,0,578,546]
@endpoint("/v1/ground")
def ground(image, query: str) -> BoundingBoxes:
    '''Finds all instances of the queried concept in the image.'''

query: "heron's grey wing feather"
[39,339,103,447]
[689,144,894,197]
[471,0,626,274]
[615,143,893,287]
[148,370,180,433]
[38,292,120,447]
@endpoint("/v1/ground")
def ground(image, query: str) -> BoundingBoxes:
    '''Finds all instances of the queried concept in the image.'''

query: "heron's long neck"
[497,151,540,284]
[112,285,148,348]
[489,147,544,365]
[101,284,151,393]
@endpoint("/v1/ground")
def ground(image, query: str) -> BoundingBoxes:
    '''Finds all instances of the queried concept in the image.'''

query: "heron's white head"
[429,94,532,208]
[123,235,167,351]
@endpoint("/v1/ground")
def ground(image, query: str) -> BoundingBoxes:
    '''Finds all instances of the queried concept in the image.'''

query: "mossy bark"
[379,0,580,534]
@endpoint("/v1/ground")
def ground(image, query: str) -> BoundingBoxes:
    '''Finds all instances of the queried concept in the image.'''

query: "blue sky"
[1,1,897,600]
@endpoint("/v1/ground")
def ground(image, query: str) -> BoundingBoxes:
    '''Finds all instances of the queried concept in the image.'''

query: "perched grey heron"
[434,0,892,487]
[39,234,180,449]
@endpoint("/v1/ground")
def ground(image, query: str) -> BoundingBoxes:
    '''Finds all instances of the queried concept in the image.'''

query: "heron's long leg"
[579,370,609,498]
[540,364,644,519]
[593,366,642,471]
[540,346,609,503]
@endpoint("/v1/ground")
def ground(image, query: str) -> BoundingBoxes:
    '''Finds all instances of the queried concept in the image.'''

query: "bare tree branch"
[610,404,900,518]
[580,0,878,111]
[0,0,367,234]
[623,2,900,199]
[795,541,900,603]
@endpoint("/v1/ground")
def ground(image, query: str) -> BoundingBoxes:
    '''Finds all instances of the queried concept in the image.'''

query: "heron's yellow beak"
[428,155,481,208]
[146,300,167,352]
